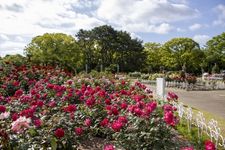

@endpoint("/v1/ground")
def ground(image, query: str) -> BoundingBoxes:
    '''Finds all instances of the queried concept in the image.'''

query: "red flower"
[105,99,111,105]
[164,111,174,125]
[134,107,143,116]
[118,116,128,125]
[112,107,119,116]
[34,119,42,128]
[54,128,65,139]
[75,127,83,136]
[0,105,6,112]
[167,92,178,101]
[111,120,123,132]
[11,113,19,121]
[100,118,109,127]
[84,118,91,127]
[121,80,126,85]
[86,97,95,107]
[37,100,44,107]
[14,89,23,97]
[64,104,77,113]
[104,144,115,150]
[163,104,173,112]
[204,140,216,150]
[120,102,128,110]
[145,101,157,115]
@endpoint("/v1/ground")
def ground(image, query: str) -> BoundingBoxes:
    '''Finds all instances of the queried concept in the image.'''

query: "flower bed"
[0,64,214,149]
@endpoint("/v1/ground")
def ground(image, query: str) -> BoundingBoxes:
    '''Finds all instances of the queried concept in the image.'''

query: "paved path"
[147,85,225,119]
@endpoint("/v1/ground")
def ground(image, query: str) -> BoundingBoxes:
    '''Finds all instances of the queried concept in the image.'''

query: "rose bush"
[0,63,213,149]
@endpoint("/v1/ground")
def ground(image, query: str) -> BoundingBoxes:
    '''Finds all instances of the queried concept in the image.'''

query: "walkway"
[147,84,225,119]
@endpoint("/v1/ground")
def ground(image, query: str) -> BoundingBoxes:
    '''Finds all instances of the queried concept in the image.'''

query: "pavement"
[147,85,225,119]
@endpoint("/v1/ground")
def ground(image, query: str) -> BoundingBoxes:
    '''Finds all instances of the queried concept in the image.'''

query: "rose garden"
[0,63,222,150]
[0,25,225,150]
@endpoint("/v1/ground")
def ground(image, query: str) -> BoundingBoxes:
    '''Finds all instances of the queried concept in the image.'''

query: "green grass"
[176,121,209,150]
[190,106,225,137]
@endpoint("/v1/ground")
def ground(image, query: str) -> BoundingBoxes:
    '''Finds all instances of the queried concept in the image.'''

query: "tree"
[205,32,225,71]
[161,38,204,73]
[144,42,162,72]
[76,29,96,71]
[76,25,145,72]
[25,33,82,72]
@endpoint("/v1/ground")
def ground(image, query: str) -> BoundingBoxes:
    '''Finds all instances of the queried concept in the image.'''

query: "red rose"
[75,127,83,136]
[167,92,178,101]
[11,113,19,121]
[100,118,109,127]
[120,102,128,110]
[118,116,128,125]
[14,89,23,97]
[105,99,111,105]
[54,128,65,139]
[0,105,6,112]
[204,140,215,150]
[64,104,77,113]
[34,119,42,128]
[111,120,123,132]
[164,111,174,125]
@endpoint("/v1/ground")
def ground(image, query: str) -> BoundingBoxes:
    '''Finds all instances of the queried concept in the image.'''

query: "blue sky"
[0,0,224,57]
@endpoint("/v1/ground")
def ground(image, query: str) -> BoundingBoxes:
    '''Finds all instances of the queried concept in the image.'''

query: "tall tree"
[161,38,204,73]
[25,33,82,72]
[205,32,225,71]
[144,42,162,72]
[76,25,145,72]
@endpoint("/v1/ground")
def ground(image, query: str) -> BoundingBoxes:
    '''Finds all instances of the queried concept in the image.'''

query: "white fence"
[172,102,225,149]
[141,79,225,90]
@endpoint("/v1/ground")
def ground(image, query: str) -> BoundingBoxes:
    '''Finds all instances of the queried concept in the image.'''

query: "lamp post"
[117,64,119,73]
[85,64,88,74]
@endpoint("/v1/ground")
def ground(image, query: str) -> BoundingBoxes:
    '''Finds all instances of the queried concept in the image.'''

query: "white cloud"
[213,4,225,26]
[0,0,200,56]
[96,0,198,34]
[170,0,188,4]
[0,0,103,36]
[121,23,173,34]
[15,36,25,42]
[0,0,104,56]
[189,23,202,31]
[0,41,26,57]
[130,32,141,40]
[0,34,10,41]
[193,35,210,46]
[97,0,198,24]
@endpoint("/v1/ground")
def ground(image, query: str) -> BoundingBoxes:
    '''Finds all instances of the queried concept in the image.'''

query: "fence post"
[156,78,165,100]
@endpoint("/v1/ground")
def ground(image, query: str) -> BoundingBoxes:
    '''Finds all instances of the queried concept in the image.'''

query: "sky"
[0,0,225,57]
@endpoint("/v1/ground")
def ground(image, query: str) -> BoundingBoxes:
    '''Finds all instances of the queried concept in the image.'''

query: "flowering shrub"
[0,63,207,149]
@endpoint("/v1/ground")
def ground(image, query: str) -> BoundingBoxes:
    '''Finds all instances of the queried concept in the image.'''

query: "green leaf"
[28,128,37,137]
[50,137,57,150]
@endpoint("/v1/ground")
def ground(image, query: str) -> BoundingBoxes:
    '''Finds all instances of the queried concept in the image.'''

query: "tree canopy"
[24,33,82,72]
[76,25,145,72]
[160,38,204,73]
[4,25,223,74]
[205,32,225,71]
